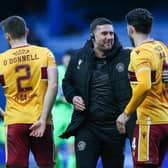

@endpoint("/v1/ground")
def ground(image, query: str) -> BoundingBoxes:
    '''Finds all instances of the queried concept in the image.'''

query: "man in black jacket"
[60,17,136,168]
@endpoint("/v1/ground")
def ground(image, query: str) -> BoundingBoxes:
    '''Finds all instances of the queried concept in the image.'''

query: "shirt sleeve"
[46,49,57,68]
[124,48,152,115]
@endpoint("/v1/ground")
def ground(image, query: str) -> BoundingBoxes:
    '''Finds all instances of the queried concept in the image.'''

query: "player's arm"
[40,66,58,121]
[124,68,151,115]
[116,49,152,133]
[30,66,58,137]
[124,49,152,115]
[116,68,151,133]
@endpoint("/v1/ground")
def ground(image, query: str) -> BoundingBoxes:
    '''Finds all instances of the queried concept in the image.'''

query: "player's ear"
[5,32,11,41]
[25,27,29,36]
[128,25,135,35]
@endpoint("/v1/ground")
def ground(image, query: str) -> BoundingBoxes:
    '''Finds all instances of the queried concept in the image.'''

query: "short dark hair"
[64,49,75,57]
[90,17,112,33]
[0,15,27,39]
[126,8,153,34]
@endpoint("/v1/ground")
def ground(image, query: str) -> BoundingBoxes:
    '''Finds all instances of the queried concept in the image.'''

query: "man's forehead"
[95,24,114,32]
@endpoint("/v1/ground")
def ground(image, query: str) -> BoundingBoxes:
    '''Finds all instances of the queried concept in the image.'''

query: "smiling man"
[60,17,135,168]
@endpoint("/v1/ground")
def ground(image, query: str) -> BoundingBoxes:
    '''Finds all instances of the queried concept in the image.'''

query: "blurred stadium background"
[0,0,168,167]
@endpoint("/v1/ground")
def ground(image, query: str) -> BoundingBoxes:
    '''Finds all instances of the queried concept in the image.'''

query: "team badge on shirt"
[77,140,86,151]
[116,63,125,72]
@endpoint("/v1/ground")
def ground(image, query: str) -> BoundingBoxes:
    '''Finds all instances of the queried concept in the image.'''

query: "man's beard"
[129,36,135,47]
[101,47,112,56]
[101,41,113,52]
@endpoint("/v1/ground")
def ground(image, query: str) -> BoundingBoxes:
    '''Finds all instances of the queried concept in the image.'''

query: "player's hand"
[29,119,46,137]
[72,96,86,111]
[116,112,130,134]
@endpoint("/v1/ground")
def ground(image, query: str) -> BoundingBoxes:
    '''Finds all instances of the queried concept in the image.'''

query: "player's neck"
[10,38,28,48]
[134,34,152,47]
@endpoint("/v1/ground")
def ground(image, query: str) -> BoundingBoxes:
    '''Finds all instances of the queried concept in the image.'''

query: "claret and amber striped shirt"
[0,45,56,125]
[124,40,168,125]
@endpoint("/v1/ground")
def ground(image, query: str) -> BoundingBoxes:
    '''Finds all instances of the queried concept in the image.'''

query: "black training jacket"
[60,34,135,139]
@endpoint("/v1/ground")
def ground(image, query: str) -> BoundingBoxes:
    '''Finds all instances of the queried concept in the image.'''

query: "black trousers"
[75,126,125,168]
